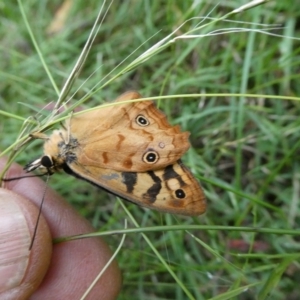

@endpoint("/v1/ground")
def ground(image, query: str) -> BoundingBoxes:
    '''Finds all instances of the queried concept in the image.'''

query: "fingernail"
[0,189,31,293]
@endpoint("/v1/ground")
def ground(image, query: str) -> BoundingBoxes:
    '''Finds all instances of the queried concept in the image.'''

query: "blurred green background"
[1,1,300,299]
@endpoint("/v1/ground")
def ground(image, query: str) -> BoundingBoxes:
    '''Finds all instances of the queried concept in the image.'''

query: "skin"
[0,158,122,300]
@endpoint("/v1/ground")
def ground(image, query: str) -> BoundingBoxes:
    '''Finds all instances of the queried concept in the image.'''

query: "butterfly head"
[24,155,56,174]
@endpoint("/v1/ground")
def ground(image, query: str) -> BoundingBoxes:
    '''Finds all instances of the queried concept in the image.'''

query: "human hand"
[0,158,121,300]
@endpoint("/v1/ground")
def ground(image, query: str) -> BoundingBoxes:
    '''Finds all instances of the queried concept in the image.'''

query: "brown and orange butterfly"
[25,91,206,216]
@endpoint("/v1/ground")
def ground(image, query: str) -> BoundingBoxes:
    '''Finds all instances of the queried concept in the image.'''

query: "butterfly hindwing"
[68,91,190,172]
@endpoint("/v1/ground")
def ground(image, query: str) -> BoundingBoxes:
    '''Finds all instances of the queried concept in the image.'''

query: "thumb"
[0,188,52,299]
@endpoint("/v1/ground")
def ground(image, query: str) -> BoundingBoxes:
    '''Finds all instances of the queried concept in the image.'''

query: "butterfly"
[25,91,206,216]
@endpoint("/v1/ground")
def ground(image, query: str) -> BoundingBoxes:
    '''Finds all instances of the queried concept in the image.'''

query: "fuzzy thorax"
[25,129,72,173]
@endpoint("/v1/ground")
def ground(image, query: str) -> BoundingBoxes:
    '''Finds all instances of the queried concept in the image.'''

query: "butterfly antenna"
[2,173,48,182]
[29,172,50,250]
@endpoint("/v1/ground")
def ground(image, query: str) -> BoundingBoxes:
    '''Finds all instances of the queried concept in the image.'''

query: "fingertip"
[0,188,52,299]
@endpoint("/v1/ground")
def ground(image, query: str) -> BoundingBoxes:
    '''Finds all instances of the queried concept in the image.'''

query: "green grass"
[1,0,300,299]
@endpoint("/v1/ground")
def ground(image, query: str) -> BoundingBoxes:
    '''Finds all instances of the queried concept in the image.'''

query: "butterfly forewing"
[65,159,206,216]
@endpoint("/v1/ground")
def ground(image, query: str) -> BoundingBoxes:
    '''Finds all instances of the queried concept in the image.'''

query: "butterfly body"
[25,91,206,216]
